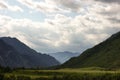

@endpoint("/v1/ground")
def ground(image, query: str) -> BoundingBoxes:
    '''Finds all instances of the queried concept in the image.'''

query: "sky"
[0,0,120,53]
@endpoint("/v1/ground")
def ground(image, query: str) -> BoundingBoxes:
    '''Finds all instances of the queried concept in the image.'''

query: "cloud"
[17,0,85,13]
[0,2,7,9]
[54,0,81,11]
[0,0,120,53]
[94,1,120,27]
[1,11,120,53]
[0,0,23,12]
[17,0,66,13]
[95,0,120,4]
[108,17,120,23]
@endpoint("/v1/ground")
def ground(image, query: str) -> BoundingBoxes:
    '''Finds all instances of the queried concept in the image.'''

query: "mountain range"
[49,51,79,64]
[0,31,120,69]
[0,37,60,68]
[61,31,120,69]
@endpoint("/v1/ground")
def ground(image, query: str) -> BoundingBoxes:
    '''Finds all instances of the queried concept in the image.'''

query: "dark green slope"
[61,31,120,69]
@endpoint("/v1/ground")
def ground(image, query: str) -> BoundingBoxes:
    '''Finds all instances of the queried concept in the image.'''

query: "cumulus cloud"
[0,2,7,9]
[17,0,86,13]
[0,0,23,12]
[108,17,120,23]
[17,0,66,13]
[95,0,120,4]
[54,0,81,11]
[0,0,120,53]
[0,12,119,53]
[94,0,120,28]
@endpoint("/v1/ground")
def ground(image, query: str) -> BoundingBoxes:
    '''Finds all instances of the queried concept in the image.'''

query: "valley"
[1,68,120,80]
[0,31,120,80]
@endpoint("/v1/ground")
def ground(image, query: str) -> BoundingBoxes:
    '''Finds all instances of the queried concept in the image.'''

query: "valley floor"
[0,68,120,80]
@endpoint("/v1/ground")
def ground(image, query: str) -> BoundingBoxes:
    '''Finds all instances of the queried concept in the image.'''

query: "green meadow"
[0,68,120,80]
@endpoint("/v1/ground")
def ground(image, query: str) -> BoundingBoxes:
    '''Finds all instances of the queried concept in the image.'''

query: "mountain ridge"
[0,37,60,68]
[60,31,120,69]
[48,51,79,64]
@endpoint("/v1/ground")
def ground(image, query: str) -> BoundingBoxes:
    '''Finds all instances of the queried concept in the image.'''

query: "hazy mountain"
[49,51,79,64]
[0,37,60,68]
[61,31,120,69]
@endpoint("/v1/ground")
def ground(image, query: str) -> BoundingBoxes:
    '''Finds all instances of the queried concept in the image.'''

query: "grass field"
[0,68,120,80]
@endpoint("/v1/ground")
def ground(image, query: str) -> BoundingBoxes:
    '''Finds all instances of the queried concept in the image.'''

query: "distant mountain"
[61,31,120,69]
[49,51,79,64]
[0,37,60,68]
